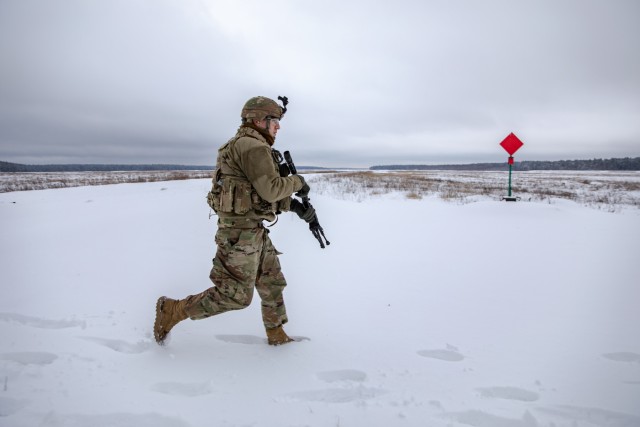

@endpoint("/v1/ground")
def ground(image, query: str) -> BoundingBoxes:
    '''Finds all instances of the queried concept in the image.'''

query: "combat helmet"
[241,96,285,121]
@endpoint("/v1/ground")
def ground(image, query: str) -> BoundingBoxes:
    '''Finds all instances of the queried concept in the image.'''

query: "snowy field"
[309,170,640,213]
[0,170,213,193]
[1,174,639,427]
[4,170,640,214]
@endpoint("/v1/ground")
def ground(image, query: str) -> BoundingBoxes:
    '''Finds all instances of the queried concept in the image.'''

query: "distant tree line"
[3,157,639,173]
[370,157,640,171]
[0,161,214,172]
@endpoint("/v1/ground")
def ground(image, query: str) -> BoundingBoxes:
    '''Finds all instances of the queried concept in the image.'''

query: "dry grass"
[0,170,213,193]
[3,169,639,212]
[307,170,640,212]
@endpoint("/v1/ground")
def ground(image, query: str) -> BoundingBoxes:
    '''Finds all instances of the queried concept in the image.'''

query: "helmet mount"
[277,96,288,117]
[241,95,289,122]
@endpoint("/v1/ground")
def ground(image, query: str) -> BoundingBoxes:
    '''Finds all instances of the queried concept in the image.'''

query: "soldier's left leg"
[183,226,262,319]
[254,230,288,329]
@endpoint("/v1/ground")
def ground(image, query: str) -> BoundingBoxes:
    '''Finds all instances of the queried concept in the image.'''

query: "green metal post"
[508,163,512,197]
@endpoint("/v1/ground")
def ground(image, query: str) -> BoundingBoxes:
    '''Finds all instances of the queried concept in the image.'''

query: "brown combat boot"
[266,325,294,346]
[154,296,188,345]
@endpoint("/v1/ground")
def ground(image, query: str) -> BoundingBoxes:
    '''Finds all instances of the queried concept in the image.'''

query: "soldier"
[153,96,316,346]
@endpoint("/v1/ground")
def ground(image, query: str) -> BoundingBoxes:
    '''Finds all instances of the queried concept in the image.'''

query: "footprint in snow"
[444,409,538,427]
[215,335,265,345]
[283,386,386,404]
[317,369,367,383]
[476,386,540,402]
[539,405,640,427]
[0,352,58,366]
[151,381,213,397]
[0,312,85,329]
[418,344,465,362]
[602,351,640,364]
[289,335,311,342]
[0,396,29,417]
[37,412,190,427]
[215,334,311,345]
[79,337,151,354]
[281,369,382,404]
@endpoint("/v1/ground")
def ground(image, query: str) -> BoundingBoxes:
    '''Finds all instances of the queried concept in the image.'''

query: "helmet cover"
[241,96,283,121]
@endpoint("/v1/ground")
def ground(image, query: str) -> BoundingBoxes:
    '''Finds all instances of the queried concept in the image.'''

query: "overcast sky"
[1,0,639,167]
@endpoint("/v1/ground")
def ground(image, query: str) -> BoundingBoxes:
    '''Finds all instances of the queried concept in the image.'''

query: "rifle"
[284,151,330,249]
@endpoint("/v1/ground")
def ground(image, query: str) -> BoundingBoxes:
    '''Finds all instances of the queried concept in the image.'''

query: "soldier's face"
[256,117,280,138]
[267,118,280,138]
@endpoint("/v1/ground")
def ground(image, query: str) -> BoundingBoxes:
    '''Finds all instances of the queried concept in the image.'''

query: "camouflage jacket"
[208,125,304,222]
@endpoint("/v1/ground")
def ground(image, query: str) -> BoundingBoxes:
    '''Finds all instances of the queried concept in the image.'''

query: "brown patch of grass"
[309,170,640,211]
[0,170,213,193]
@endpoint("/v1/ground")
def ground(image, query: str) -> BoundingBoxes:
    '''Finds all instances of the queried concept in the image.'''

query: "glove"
[290,199,316,223]
[295,175,310,198]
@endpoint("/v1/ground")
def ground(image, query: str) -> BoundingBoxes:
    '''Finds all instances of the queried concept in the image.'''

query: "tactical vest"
[206,131,288,217]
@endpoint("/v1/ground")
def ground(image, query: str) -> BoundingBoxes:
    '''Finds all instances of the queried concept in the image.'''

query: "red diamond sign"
[499,132,524,156]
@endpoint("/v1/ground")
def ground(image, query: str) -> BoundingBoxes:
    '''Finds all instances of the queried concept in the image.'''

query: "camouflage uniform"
[182,113,303,330]
[153,96,307,346]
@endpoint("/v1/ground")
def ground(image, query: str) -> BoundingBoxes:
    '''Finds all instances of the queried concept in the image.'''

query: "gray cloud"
[1,0,638,167]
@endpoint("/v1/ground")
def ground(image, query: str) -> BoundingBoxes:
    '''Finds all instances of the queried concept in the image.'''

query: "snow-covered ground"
[0,170,212,193]
[1,176,639,427]
[309,170,640,213]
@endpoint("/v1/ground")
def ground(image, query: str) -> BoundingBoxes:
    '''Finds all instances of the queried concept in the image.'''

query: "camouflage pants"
[183,220,288,329]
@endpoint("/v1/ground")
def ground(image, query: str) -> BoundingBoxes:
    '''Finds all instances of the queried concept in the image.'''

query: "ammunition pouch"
[206,169,290,215]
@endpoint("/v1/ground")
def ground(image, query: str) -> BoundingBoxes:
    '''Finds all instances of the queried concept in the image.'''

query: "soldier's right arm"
[235,138,304,203]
